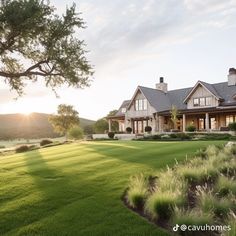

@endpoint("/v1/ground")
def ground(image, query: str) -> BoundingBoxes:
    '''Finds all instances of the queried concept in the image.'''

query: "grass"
[126,174,148,209]
[0,140,225,236]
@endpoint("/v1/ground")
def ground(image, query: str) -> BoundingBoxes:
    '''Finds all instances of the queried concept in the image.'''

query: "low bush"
[15,145,29,153]
[228,122,236,131]
[169,133,177,138]
[108,132,115,139]
[175,132,191,140]
[215,176,236,197]
[145,191,184,220]
[0,145,5,149]
[126,174,148,209]
[186,125,196,132]
[40,139,53,146]
[205,145,219,157]
[126,127,132,134]
[197,189,232,218]
[172,208,213,235]
[68,126,84,140]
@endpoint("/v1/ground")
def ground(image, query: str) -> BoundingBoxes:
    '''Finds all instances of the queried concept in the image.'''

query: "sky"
[0,0,236,120]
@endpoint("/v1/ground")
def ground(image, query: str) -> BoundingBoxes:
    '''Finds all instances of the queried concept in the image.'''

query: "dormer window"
[135,99,147,111]
[121,108,126,113]
[193,97,212,107]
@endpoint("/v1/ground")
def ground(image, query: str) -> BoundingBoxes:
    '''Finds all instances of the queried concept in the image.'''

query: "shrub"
[169,133,177,138]
[178,163,218,184]
[126,127,132,133]
[215,176,236,197]
[227,212,236,236]
[15,145,29,153]
[152,134,161,140]
[0,145,5,149]
[144,126,152,133]
[126,174,148,209]
[205,145,219,157]
[197,190,232,218]
[172,208,213,235]
[186,125,196,132]
[176,133,191,140]
[228,122,236,131]
[68,126,84,140]
[145,191,184,220]
[107,132,115,139]
[40,139,53,146]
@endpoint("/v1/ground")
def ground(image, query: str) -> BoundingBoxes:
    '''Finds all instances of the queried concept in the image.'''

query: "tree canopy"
[0,0,93,95]
[49,104,80,137]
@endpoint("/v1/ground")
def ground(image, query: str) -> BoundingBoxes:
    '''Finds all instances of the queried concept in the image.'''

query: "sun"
[22,111,32,116]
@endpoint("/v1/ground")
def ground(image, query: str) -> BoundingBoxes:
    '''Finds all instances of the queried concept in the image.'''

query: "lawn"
[0,140,226,236]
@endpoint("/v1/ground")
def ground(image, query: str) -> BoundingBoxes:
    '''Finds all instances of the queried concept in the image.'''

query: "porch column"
[205,113,210,131]
[158,116,163,132]
[108,119,112,132]
[183,114,186,132]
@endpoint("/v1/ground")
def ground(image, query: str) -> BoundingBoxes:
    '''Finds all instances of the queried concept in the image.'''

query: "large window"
[226,115,235,126]
[193,97,212,107]
[135,99,148,111]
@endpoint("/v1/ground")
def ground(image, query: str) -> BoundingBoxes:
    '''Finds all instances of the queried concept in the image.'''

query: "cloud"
[78,0,236,73]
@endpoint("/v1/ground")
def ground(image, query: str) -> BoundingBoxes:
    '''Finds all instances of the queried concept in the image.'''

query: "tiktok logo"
[173,224,179,232]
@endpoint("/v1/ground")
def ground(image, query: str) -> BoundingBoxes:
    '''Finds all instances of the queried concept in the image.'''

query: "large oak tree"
[0,0,93,95]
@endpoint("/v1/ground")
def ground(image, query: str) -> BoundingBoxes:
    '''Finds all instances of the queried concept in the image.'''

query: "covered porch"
[159,109,236,132]
[107,115,125,132]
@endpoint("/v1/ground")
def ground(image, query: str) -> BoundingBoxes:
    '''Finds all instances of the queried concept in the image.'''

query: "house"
[108,68,236,134]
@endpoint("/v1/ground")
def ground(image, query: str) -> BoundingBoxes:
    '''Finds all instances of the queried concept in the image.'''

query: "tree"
[94,118,108,134]
[49,104,80,139]
[68,126,83,140]
[170,105,179,130]
[0,0,93,95]
[83,124,94,135]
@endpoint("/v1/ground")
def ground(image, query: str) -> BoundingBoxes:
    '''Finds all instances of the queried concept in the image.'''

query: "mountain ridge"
[0,112,95,139]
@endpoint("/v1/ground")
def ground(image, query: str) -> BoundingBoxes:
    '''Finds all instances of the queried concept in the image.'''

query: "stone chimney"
[228,68,236,86]
[156,77,168,93]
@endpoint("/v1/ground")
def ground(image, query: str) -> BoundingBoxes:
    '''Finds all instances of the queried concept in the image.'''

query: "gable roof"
[124,81,236,114]
[183,81,222,103]
[112,100,130,117]
[138,86,172,112]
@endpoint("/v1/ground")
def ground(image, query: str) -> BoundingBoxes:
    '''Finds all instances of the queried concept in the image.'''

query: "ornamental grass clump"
[177,162,218,185]
[145,190,185,220]
[171,207,214,236]
[205,145,220,157]
[215,175,236,197]
[126,174,148,209]
[197,189,233,219]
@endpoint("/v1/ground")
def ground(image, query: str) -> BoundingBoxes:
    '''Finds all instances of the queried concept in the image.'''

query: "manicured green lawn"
[0,140,226,236]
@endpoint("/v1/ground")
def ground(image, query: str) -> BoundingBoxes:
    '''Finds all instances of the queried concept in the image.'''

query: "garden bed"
[123,144,236,236]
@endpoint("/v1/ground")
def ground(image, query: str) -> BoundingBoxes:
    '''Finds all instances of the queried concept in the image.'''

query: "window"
[135,99,148,111]
[226,115,234,126]
[199,97,205,106]
[193,97,212,107]
[193,98,199,107]
[205,97,211,106]
[121,108,126,113]
[138,100,143,110]
[135,100,139,111]
[143,99,147,110]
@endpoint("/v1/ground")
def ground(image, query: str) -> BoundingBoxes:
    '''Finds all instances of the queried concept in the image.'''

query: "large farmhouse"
[108,68,236,134]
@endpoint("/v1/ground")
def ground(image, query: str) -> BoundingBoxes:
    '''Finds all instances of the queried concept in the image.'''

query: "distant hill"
[0,113,95,140]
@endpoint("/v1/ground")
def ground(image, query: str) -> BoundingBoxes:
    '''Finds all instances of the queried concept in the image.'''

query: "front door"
[134,120,145,133]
